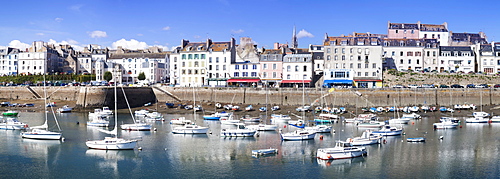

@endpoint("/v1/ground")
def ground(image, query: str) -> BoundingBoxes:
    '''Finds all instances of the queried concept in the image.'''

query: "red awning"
[227,79,260,83]
[281,80,311,83]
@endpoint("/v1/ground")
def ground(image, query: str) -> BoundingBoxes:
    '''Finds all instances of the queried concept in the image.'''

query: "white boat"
[245,105,254,111]
[101,106,114,115]
[86,82,137,150]
[388,118,411,124]
[134,109,149,116]
[231,105,240,111]
[472,111,490,118]
[371,125,403,136]
[288,119,305,125]
[316,141,367,160]
[347,130,382,146]
[22,82,63,140]
[241,115,260,122]
[356,121,385,128]
[280,130,316,141]
[433,118,459,129]
[402,113,421,120]
[491,116,500,123]
[220,123,257,137]
[271,106,280,111]
[246,124,277,131]
[304,125,333,133]
[87,115,110,127]
[194,105,203,112]
[270,114,291,123]
[465,117,490,123]
[0,117,28,130]
[56,105,72,113]
[172,124,209,134]
[169,117,192,125]
[145,112,164,121]
[406,137,426,142]
[252,148,278,156]
[120,122,152,131]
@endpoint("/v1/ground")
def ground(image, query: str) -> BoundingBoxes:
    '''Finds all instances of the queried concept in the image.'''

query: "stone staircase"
[153,86,181,102]
[26,86,42,99]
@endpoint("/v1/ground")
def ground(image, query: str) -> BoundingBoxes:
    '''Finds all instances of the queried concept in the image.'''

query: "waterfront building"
[17,41,62,75]
[323,33,383,88]
[259,47,283,87]
[281,49,313,87]
[227,37,261,87]
[438,46,475,73]
[422,39,440,72]
[77,44,109,75]
[171,38,235,87]
[449,32,488,46]
[104,50,168,84]
[387,21,449,46]
[0,47,19,76]
[382,38,425,71]
[476,42,500,74]
[310,44,325,76]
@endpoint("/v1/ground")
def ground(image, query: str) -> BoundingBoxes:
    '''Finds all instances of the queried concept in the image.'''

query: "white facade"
[17,51,48,75]
[383,46,424,71]
[230,62,260,79]
[0,48,19,75]
[282,53,313,83]
[438,46,475,73]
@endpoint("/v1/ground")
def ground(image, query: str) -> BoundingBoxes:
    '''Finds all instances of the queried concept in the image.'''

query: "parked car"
[439,84,449,88]
[408,84,420,88]
[494,84,500,88]
[451,84,464,88]
[421,84,435,88]
[392,84,406,88]
[466,84,475,88]
[476,84,489,88]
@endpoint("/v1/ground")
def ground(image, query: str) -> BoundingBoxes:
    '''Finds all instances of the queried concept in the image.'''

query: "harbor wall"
[1,86,500,109]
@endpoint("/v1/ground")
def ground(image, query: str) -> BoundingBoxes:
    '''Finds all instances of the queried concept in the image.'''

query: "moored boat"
[304,125,333,133]
[2,110,19,116]
[406,137,426,142]
[347,130,382,146]
[172,123,209,134]
[372,125,403,136]
[465,116,489,123]
[252,148,278,156]
[0,117,28,130]
[433,118,459,129]
[280,130,316,141]
[220,123,257,137]
[246,124,277,131]
[316,141,367,160]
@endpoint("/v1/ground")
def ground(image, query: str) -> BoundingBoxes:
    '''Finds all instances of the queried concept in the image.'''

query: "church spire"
[291,25,298,49]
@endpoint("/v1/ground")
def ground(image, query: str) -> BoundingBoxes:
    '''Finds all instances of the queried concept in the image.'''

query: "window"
[365,72,368,76]
[234,72,239,77]
[242,72,248,77]
[342,48,345,53]
[416,59,420,65]
[326,48,331,53]
[235,65,239,70]
[201,54,205,59]
[400,59,404,64]
[188,54,193,59]
[342,55,345,61]
[350,55,353,61]
[365,64,369,68]
[433,51,436,57]
[334,56,338,61]
[408,59,411,64]
[243,65,248,69]
[335,72,345,78]
[182,54,186,59]
[251,72,257,77]
[182,62,186,67]
[216,57,219,63]
[263,64,267,69]
[327,55,331,61]
[372,63,377,68]
[295,65,299,72]
[223,65,226,70]
[252,65,257,69]
[287,65,291,72]
[209,57,212,63]
[350,48,353,53]
[263,72,267,78]
[194,54,199,59]
[194,61,199,67]
[273,64,277,69]
[358,72,361,76]
[373,72,376,76]
[287,74,291,79]
[272,72,277,78]
[400,51,404,56]
[392,51,395,56]
[216,65,219,70]
[334,48,338,53]
[303,65,307,72]
[350,63,353,68]
[357,63,361,68]
[407,52,413,56]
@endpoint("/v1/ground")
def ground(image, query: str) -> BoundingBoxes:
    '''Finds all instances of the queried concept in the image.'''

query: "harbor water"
[0,112,498,178]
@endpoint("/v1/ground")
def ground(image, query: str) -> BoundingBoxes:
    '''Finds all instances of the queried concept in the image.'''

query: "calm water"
[0,111,499,178]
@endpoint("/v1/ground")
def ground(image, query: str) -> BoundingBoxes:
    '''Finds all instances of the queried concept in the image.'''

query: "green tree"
[103,71,113,82]
[138,72,146,81]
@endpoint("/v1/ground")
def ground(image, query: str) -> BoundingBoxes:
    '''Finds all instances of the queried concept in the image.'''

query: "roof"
[324,36,382,46]
[419,24,448,32]
[383,38,425,47]
[439,46,473,52]
[389,23,419,30]
[108,53,167,59]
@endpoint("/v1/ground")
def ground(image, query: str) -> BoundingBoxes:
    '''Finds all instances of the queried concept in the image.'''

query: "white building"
[104,53,169,84]
[0,47,19,75]
[476,42,500,74]
[382,39,425,71]
[438,46,475,73]
[281,51,313,87]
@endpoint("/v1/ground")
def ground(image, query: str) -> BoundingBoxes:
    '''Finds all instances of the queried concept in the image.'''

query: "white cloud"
[137,33,144,36]
[231,29,244,34]
[162,26,171,31]
[36,33,45,36]
[55,18,63,22]
[111,39,149,50]
[88,30,108,38]
[8,40,31,50]
[297,29,314,38]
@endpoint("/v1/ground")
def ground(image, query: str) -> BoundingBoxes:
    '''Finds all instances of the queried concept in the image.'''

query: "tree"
[138,72,146,81]
[103,71,113,82]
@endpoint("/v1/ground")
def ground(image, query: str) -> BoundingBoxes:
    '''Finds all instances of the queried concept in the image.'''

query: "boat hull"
[0,124,27,130]
[220,130,256,137]
[21,132,62,140]
[172,127,209,134]
[247,125,277,131]
[203,116,221,120]
[86,138,137,150]
[252,149,278,156]
[407,137,426,142]
[316,148,367,160]
[120,124,152,131]
[281,132,316,141]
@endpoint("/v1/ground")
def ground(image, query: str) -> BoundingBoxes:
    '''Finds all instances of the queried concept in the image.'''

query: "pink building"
[259,48,284,87]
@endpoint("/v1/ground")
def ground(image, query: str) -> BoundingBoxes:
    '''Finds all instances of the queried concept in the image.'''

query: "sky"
[1,0,500,51]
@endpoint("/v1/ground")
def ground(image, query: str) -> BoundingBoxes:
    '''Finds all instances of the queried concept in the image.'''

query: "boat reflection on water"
[316,157,365,168]
[20,139,62,158]
[85,149,141,176]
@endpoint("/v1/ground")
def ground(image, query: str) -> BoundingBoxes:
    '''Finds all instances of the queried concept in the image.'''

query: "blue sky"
[1,0,500,51]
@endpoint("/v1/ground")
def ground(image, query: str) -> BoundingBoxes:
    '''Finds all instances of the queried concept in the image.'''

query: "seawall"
[1,86,499,109]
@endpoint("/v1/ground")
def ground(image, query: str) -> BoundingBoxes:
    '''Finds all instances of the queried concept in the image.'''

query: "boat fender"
[24,124,28,128]
[319,135,324,140]
[326,154,331,159]
[347,138,353,143]
[383,139,387,144]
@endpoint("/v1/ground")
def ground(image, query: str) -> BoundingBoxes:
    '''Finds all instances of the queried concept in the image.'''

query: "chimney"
[274,42,280,50]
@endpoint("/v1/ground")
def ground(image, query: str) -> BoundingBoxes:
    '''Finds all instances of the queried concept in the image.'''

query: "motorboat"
[304,125,333,133]
[0,117,28,130]
[56,105,73,113]
[288,119,305,126]
[202,114,221,120]
[406,137,426,142]
[134,109,149,117]
[87,115,110,127]
[252,148,278,156]
[316,141,367,160]
[347,130,382,146]
[241,115,260,122]
[270,114,291,123]
[231,106,240,111]
[465,117,490,123]
[172,124,209,134]
[472,111,490,118]
[2,110,19,116]
[245,105,254,111]
[259,107,267,112]
[169,117,192,125]
[101,106,114,116]
[491,116,500,123]
[220,115,240,124]
[402,113,421,120]
[371,125,403,136]
[120,122,152,131]
[356,121,384,128]
[433,118,459,129]
[271,106,280,111]
[144,112,164,121]
[387,118,411,124]
[246,124,277,131]
[220,123,257,137]
[194,105,203,112]
[280,130,316,141]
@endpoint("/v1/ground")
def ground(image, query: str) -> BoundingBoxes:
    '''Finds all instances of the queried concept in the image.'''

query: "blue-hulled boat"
[406,137,426,142]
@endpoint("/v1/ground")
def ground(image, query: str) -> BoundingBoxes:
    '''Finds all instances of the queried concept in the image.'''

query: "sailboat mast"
[43,75,48,129]
[113,67,118,136]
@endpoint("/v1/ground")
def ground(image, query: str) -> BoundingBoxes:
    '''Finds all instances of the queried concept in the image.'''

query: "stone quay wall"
[1,86,500,109]
[160,87,500,108]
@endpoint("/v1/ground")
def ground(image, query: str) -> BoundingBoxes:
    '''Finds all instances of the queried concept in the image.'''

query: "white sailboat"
[246,84,277,131]
[86,71,137,150]
[119,86,152,131]
[21,75,63,140]
[171,84,209,134]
